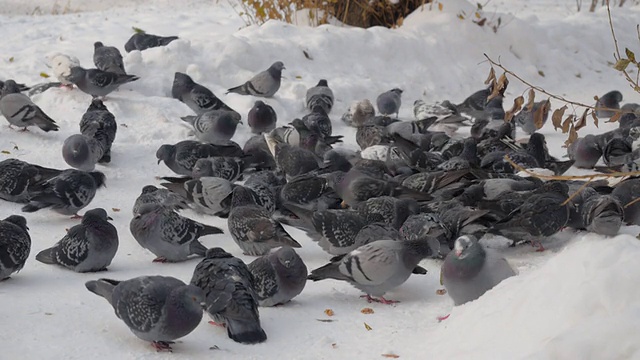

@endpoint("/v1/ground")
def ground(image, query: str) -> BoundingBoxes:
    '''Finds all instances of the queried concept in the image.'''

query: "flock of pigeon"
[1,28,640,353]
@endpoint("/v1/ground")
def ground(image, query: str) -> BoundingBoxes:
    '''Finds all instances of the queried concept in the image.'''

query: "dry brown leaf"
[561,115,574,133]
[438,2,443,11]
[488,73,508,101]
[111,208,121,212]
[436,289,447,295]
[0,150,10,154]
[565,124,579,147]
[364,322,373,331]
[475,18,487,26]
[332,343,338,349]
[484,67,496,85]
[525,88,536,111]
[591,111,599,128]
[361,308,375,314]
[505,95,525,122]
[552,105,567,131]
[324,309,334,317]
[608,111,622,123]
[382,354,400,358]
[533,99,550,130]
[574,108,588,131]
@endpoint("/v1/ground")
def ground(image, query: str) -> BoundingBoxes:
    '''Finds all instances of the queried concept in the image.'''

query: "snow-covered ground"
[1,0,640,359]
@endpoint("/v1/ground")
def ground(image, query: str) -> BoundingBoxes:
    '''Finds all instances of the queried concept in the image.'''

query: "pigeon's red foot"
[151,341,173,352]
[208,321,226,328]
[531,241,545,252]
[152,257,168,263]
[437,314,451,322]
[69,214,83,220]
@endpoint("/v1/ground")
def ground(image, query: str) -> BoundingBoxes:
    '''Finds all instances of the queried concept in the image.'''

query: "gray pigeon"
[0,80,59,132]
[243,135,277,170]
[124,32,178,52]
[190,247,266,344]
[226,61,285,98]
[62,134,105,171]
[514,100,550,135]
[67,66,139,98]
[567,135,602,169]
[161,177,235,217]
[247,100,277,134]
[308,239,433,304]
[568,187,623,236]
[376,88,403,117]
[441,235,516,306]
[265,135,320,180]
[93,42,126,75]
[302,105,333,140]
[305,79,334,114]
[181,110,242,144]
[132,185,189,215]
[191,157,245,182]
[85,275,204,351]
[0,215,31,280]
[355,196,419,230]
[248,246,307,307]
[341,99,375,127]
[0,158,61,203]
[156,140,243,176]
[22,170,106,216]
[172,72,235,115]
[130,203,224,262]
[79,98,117,163]
[611,177,640,225]
[36,208,118,272]
[228,186,301,256]
[596,90,623,118]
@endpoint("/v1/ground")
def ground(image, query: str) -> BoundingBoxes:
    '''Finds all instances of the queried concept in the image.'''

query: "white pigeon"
[46,53,81,86]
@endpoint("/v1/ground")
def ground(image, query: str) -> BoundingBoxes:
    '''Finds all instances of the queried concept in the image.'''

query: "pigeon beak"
[157,159,162,164]
[107,216,113,221]
[239,120,244,125]
[200,302,207,308]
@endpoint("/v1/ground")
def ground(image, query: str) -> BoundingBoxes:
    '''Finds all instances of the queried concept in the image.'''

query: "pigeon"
[161,177,235,217]
[341,99,375,127]
[596,90,623,118]
[181,110,242,144]
[67,66,139,98]
[22,170,106,216]
[227,61,285,98]
[514,100,551,135]
[308,239,433,304]
[376,88,403,117]
[156,140,242,176]
[567,187,623,236]
[0,158,61,203]
[611,177,640,225]
[0,80,60,131]
[243,135,277,169]
[265,136,320,180]
[93,41,126,75]
[191,157,245,182]
[85,275,205,352]
[172,72,234,115]
[441,235,516,306]
[36,208,118,272]
[619,111,640,129]
[248,246,308,307]
[62,134,106,171]
[124,32,179,52]
[305,79,334,114]
[354,196,419,230]
[130,203,224,262]
[399,213,448,257]
[279,174,340,212]
[247,100,277,134]
[0,215,31,280]
[567,135,602,169]
[132,185,189,215]
[80,98,117,163]
[228,186,301,256]
[190,247,266,344]
[302,105,334,139]
[46,53,81,86]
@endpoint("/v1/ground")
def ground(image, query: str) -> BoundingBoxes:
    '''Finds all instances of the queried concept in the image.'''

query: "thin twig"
[606,0,640,92]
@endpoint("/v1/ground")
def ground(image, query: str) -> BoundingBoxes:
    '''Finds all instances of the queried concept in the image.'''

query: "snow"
[1,0,640,359]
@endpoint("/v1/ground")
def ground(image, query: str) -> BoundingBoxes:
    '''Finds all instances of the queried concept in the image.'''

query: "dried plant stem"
[606,0,640,92]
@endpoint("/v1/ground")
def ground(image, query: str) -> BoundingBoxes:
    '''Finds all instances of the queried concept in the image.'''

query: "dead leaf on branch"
[608,111,622,123]
[614,58,631,71]
[504,95,524,122]
[533,99,550,130]
[484,67,496,85]
[591,111,599,128]
[488,73,508,101]
[525,88,536,111]
[574,108,589,131]
[625,48,636,63]
[561,114,574,133]
[564,124,579,148]
[552,105,568,131]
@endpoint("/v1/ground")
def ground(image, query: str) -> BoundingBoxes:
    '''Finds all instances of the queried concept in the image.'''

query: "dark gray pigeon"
[514,100,550,135]
[191,157,245,182]
[36,208,118,272]
[67,66,139,98]
[248,246,307,307]
[596,90,623,118]
[93,42,126,75]
[130,203,224,262]
[567,134,602,169]
[0,79,29,92]
[305,79,334,114]
[156,140,242,176]
[567,187,623,236]
[172,72,235,115]
[265,135,320,180]
[22,170,106,216]
[354,196,419,230]
[85,275,205,352]
[0,158,61,203]
[243,135,277,169]
[62,134,105,171]
[399,213,448,257]
[441,235,516,306]
[227,61,284,98]
[79,98,117,163]
[376,88,403,117]
[0,215,31,280]
[181,110,242,144]
[161,177,235,217]
[124,32,178,52]
[0,80,59,132]
[308,238,433,304]
[228,186,301,256]
[190,247,267,344]
[132,185,189,215]
[611,177,640,225]
[302,105,333,140]
[247,100,277,134]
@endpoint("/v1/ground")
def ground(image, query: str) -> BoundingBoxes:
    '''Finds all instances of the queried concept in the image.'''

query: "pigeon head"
[141,185,158,194]
[254,100,266,109]
[527,132,548,167]
[88,98,108,112]
[89,171,107,188]
[62,135,92,170]
[1,79,21,95]
[67,67,86,82]
[273,246,299,268]
[94,41,104,49]
[453,235,482,259]
[83,208,111,222]
[230,186,259,208]
[268,61,285,79]
[204,247,233,259]
[156,144,175,164]
[171,284,206,311]
[601,90,623,106]
[4,215,28,231]
[134,203,163,219]
[390,88,403,95]
[173,72,194,87]
[289,118,308,131]
[317,79,328,87]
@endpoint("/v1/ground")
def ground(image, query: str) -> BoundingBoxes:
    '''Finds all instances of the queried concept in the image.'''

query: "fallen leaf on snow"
[436,289,447,295]
[364,322,372,331]
[1,150,10,154]
[382,354,399,358]
[324,309,334,317]
[112,208,121,212]
[361,308,374,314]
[316,319,335,323]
